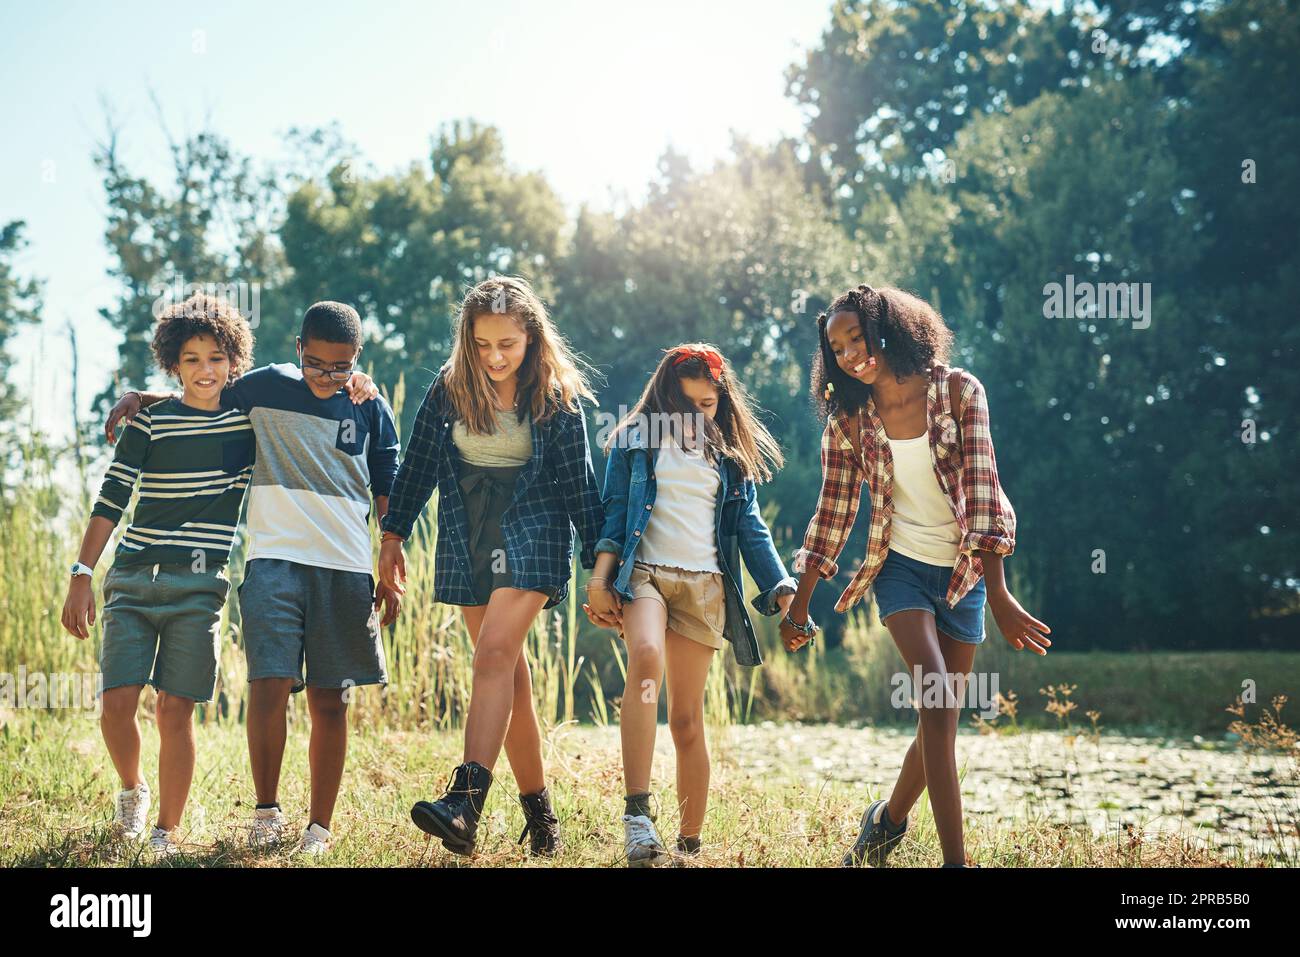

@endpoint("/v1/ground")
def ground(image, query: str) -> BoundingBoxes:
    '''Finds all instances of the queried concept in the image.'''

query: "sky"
[0,0,832,441]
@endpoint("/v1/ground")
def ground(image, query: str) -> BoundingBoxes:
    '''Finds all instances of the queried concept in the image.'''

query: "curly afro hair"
[151,293,255,380]
[810,283,952,420]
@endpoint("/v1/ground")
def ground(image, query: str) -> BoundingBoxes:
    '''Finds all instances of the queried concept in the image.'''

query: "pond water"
[701,723,1297,860]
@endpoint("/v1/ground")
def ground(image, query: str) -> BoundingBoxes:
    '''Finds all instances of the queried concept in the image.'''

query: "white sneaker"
[248,806,288,849]
[623,814,670,868]
[112,782,151,840]
[295,822,332,856]
[147,826,180,857]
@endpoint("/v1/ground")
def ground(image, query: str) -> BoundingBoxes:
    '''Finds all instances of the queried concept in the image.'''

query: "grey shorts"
[100,561,230,702]
[238,558,387,693]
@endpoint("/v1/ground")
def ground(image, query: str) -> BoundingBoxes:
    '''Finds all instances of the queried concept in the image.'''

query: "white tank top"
[637,436,721,573]
[886,433,960,567]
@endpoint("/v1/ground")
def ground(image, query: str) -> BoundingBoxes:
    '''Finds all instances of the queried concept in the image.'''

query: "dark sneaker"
[842,798,907,867]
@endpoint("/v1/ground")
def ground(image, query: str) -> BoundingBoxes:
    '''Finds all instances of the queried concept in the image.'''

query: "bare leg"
[306,686,348,829]
[462,589,551,771]
[100,684,144,789]
[618,597,668,796]
[154,691,196,830]
[664,631,716,839]
[246,677,294,805]
[886,630,977,828]
[461,603,545,795]
[880,610,972,865]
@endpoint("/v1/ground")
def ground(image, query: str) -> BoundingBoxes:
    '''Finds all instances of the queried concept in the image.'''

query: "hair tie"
[664,346,724,383]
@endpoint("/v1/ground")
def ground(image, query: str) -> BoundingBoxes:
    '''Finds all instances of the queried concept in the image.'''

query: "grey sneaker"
[248,806,288,850]
[147,826,180,857]
[623,814,670,868]
[112,782,151,840]
[842,799,907,867]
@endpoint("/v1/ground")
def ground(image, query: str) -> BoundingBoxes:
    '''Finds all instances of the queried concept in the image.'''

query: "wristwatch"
[782,609,819,639]
[70,562,94,579]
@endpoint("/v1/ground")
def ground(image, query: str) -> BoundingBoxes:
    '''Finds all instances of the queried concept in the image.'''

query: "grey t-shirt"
[452,407,533,467]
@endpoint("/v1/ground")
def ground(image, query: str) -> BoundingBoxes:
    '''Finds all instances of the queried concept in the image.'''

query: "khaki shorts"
[622,561,726,650]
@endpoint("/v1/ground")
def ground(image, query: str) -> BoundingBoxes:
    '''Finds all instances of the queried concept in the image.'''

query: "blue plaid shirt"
[381,369,603,609]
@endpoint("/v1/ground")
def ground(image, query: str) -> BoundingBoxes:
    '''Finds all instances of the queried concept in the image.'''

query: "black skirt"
[457,460,525,605]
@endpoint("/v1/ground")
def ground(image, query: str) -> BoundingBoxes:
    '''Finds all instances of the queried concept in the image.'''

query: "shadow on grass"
[6,824,311,868]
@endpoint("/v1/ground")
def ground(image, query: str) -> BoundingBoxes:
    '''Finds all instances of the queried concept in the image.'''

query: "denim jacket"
[593,425,797,666]
[381,369,604,610]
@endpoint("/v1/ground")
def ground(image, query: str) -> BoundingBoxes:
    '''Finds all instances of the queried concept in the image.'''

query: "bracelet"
[782,610,819,639]
[380,531,406,543]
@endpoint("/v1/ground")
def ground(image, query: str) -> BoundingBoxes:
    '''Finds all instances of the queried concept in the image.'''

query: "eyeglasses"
[301,363,355,382]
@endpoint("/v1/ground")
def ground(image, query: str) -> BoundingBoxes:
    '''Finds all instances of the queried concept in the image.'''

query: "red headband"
[666,346,724,382]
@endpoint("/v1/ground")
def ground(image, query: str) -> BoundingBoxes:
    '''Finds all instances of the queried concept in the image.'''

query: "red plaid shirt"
[794,365,1016,613]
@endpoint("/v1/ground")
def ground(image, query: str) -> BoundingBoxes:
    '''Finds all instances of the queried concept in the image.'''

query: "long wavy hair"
[604,343,784,483]
[810,283,953,420]
[442,275,598,432]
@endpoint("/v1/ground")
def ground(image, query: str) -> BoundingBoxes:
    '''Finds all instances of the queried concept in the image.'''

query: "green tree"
[788,0,1199,221]
[280,120,568,421]
[94,120,290,410]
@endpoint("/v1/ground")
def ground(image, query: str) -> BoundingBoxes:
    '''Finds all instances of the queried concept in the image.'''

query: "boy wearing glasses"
[106,301,400,855]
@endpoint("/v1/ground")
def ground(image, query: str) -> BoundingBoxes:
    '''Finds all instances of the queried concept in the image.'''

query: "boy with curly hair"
[102,298,397,857]
[61,292,256,856]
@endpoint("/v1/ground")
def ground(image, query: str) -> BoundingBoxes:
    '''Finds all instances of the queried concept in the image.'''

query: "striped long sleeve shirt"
[91,399,254,567]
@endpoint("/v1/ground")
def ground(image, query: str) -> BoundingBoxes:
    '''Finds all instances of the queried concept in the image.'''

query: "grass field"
[3,707,1295,868]
[3,431,1298,868]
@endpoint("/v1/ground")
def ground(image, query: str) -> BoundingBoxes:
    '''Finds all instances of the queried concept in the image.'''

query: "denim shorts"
[871,549,987,643]
[238,558,387,692]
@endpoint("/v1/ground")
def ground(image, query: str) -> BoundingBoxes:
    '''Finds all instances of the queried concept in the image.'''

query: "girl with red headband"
[584,343,796,866]
[785,284,1051,868]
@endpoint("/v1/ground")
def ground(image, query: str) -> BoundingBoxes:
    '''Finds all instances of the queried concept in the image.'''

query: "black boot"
[517,787,561,857]
[411,761,493,856]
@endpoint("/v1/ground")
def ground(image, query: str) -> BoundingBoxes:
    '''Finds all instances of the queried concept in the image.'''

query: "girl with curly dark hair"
[782,283,1050,868]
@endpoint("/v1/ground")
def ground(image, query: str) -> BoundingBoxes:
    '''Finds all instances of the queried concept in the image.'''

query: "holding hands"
[582,577,623,630]
[778,593,817,653]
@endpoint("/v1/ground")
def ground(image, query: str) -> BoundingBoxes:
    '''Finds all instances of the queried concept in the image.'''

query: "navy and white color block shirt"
[221,363,400,576]
[380,368,603,609]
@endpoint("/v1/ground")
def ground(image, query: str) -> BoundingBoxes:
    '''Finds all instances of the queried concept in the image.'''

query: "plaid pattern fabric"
[381,370,603,610]
[793,365,1016,613]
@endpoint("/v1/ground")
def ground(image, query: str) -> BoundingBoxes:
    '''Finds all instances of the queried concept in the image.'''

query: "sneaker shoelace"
[250,811,285,844]
[626,817,662,850]
[116,788,146,827]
